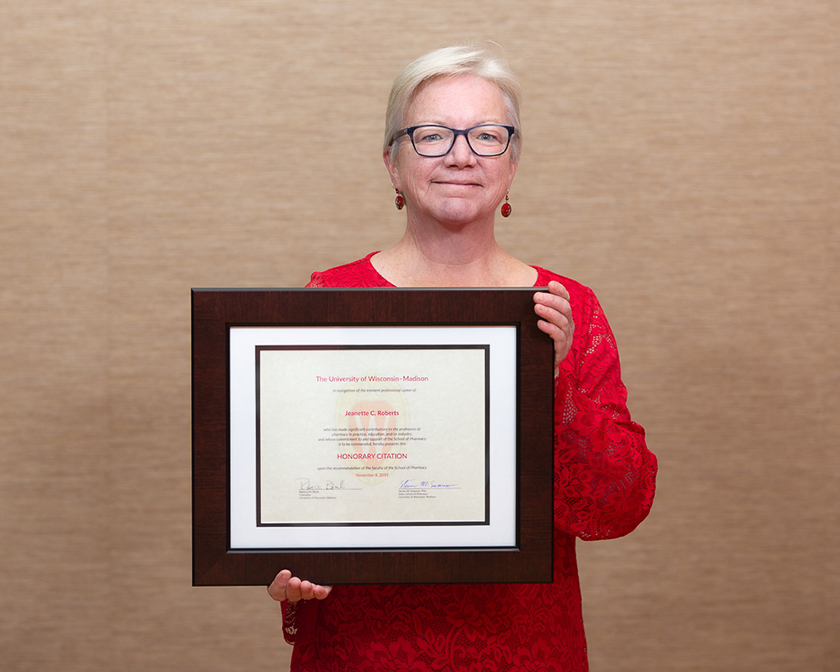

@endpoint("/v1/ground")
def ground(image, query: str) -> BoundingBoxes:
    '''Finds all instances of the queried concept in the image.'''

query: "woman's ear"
[383,148,401,191]
[508,156,519,188]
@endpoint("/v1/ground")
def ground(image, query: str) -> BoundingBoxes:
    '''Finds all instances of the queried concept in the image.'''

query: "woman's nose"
[445,133,477,166]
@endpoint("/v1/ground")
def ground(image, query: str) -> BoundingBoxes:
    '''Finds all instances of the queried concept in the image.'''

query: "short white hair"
[384,43,523,162]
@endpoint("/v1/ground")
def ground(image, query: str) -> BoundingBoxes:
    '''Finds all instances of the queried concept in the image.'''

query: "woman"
[268,44,657,671]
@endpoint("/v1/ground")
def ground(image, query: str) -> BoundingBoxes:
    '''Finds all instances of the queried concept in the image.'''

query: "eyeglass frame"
[392,124,517,158]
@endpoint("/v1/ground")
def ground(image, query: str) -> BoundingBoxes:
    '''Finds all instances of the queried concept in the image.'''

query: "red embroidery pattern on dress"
[282,253,657,671]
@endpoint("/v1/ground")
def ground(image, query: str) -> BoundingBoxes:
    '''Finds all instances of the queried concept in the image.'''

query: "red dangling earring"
[501,193,511,218]
[394,188,405,210]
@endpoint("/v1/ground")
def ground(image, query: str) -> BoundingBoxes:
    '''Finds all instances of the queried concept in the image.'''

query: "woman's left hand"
[534,281,575,369]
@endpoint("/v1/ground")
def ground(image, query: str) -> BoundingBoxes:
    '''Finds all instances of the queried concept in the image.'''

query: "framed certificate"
[192,288,554,586]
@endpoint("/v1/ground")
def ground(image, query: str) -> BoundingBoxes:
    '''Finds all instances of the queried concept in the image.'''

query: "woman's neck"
[371,218,536,288]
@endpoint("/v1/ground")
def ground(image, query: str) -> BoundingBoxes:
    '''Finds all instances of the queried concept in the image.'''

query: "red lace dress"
[282,253,657,672]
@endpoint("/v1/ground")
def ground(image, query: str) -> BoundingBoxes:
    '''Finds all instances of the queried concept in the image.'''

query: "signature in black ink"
[399,479,458,489]
[297,478,345,491]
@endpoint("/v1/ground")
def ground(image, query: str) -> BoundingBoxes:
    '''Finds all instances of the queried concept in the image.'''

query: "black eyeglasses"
[394,124,516,157]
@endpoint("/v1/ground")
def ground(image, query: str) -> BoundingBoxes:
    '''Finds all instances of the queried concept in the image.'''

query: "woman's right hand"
[267,569,332,603]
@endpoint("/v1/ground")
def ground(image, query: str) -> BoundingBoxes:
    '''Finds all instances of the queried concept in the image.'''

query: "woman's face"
[385,75,518,228]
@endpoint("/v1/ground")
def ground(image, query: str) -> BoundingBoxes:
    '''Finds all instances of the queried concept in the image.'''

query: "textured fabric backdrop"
[1,1,837,670]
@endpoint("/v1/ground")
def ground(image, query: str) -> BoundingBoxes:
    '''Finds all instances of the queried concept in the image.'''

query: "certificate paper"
[258,346,489,526]
[229,326,518,551]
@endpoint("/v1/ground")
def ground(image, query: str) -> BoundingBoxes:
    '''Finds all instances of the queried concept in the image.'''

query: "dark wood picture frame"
[192,288,554,587]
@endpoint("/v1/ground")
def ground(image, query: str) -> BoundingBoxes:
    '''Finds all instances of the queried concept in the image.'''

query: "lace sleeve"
[281,598,321,646]
[554,288,657,541]
[305,272,326,288]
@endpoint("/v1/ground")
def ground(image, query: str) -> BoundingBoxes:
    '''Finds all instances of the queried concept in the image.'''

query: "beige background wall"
[1,1,837,670]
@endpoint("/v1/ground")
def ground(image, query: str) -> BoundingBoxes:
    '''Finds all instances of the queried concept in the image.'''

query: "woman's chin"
[424,201,493,227]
